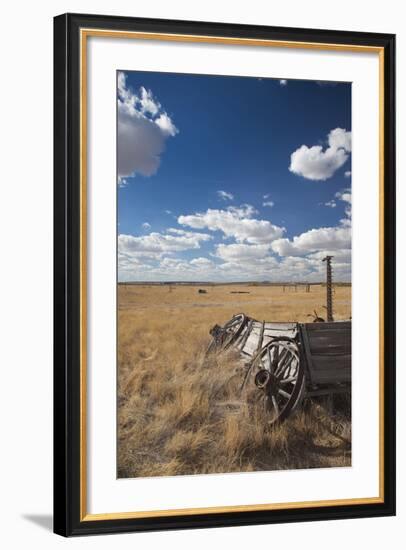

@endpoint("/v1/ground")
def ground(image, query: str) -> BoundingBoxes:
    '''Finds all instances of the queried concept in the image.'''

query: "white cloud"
[165,209,172,215]
[118,229,212,260]
[215,243,271,262]
[289,128,351,181]
[142,222,151,230]
[117,72,178,180]
[308,249,351,263]
[138,86,160,116]
[178,205,285,244]
[325,200,337,208]
[118,239,351,283]
[263,201,274,208]
[159,257,185,269]
[328,128,351,152]
[272,224,351,257]
[279,79,288,86]
[117,71,131,101]
[190,257,213,267]
[344,170,352,178]
[118,253,217,282]
[271,190,351,260]
[335,189,352,226]
[155,113,178,137]
[227,204,258,217]
[217,190,234,201]
[335,189,351,204]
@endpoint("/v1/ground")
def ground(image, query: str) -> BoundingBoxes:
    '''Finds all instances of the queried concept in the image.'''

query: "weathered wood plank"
[239,318,254,350]
[243,334,260,355]
[306,329,351,356]
[256,321,265,353]
[307,386,349,397]
[263,329,298,340]
[264,322,297,330]
[308,342,351,355]
[308,355,351,384]
[300,324,315,381]
[303,321,351,331]
[309,370,351,384]
[308,335,351,348]
[307,329,351,340]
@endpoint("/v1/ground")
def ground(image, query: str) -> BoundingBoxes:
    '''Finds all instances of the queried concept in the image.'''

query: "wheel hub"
[254,369,279,393]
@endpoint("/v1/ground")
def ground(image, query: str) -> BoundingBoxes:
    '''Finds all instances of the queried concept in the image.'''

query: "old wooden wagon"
[207,313,351,424]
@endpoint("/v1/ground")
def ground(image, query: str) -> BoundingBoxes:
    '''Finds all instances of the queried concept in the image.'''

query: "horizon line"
[117,280,352,285]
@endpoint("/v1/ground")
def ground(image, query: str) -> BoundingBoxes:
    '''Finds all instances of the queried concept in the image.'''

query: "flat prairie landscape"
[118,283,352,478]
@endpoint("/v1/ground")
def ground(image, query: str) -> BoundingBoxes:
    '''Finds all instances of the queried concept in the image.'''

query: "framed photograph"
[54,13,396,536]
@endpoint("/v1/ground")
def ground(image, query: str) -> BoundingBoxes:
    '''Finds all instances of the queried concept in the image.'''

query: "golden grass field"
[118,283,352,478]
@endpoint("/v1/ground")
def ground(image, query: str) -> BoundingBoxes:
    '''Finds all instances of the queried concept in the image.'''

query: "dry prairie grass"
[118,283,351,478]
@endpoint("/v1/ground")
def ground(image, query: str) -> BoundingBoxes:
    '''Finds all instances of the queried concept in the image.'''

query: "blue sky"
[117,71,351,282]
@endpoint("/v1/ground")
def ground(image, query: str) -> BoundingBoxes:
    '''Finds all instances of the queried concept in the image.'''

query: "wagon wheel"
[206,313,247,355]
[242,337,305,425]
[222,313,248,350]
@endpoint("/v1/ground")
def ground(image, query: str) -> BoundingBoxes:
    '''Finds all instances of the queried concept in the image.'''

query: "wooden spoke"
[267,346,273,373]
[271,395,280,415]
[278,388,292,399]
[274,348,290,373]
[279,377,297,385]
[275,355,293,378]
[279,360,298,381]
[271,344,279,373]
[274,345,295,375]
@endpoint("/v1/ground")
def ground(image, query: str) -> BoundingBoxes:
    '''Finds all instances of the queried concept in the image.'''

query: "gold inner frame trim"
[79,27,385,522]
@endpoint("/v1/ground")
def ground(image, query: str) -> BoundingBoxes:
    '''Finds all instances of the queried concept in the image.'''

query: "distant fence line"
[117,281,351,287]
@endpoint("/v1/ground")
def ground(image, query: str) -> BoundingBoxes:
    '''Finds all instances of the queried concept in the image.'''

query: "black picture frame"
[54,12,396,537]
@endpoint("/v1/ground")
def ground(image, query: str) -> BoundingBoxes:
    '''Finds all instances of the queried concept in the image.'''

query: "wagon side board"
[235,321,298,358]
[299,322,351,386]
